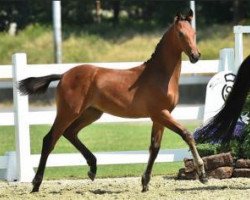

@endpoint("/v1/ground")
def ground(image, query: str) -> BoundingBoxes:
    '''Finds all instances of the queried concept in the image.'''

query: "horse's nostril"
[189,53,199,63]
[191,53,196,59]
[191,53,200,60]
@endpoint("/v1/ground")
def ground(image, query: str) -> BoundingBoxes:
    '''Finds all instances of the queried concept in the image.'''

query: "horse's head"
[173,10,200,63]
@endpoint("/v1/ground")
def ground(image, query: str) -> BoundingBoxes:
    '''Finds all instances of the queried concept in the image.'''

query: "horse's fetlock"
[197,158,204,167]
[32,175,42,184]
[87,157,96,167]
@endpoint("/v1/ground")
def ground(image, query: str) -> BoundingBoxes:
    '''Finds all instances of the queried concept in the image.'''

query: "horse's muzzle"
[189,52,201,63]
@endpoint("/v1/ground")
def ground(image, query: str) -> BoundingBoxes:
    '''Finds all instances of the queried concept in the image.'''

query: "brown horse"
[19,10,207,193]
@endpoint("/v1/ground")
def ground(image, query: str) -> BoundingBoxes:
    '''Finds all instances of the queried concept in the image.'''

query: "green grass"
[1,23,250,65]
[44,162,183,180]
[0,122,198,179]
[1,122,197,154]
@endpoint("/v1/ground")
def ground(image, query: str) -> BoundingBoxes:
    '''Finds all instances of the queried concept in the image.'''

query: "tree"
[1,0,250,32]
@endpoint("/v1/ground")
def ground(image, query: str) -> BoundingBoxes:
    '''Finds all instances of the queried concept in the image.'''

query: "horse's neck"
[145,32,182,84]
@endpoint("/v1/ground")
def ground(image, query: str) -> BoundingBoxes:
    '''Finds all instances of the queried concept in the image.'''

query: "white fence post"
[12,53,34,182]
[52,0,62,63]
[234,26,243,72]
[5,152,17,181]
[218,48,234,72]
[190,1,196,30]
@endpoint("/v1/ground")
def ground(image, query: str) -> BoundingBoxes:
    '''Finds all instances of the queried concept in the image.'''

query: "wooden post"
[96,0,101,24]
[12,53,34,182]
[52,1,62,63]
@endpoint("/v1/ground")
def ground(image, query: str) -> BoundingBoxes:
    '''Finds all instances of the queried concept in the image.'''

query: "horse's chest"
[151,87,179,111]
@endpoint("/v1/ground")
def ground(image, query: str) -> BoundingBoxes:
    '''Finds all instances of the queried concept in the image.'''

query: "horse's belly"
[107,108,149,118]
[93,97,149,118]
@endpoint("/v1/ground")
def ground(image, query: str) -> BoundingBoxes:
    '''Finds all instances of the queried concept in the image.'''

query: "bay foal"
[19,10,207,192]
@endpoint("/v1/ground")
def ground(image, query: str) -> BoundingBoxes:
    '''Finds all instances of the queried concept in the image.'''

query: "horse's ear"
[175,12,183,22]
[186,9,193,23]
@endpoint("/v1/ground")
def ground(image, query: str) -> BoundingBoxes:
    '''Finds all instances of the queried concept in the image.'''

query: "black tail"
[18,74,62,95]
[194,55,250,143]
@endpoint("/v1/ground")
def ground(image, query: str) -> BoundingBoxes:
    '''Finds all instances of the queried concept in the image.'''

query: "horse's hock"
[177,152,250,179]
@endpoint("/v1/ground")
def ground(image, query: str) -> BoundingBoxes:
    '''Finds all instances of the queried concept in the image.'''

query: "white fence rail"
[0,45,238,182]
[0,149,191,170]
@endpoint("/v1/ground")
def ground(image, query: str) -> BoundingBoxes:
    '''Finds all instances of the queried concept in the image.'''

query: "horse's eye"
[179,31,184,37]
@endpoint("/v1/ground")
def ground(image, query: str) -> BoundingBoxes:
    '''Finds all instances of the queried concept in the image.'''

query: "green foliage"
[239,94,250,158]
[216,130,250,159]
[1,23,250,65]
[1,0,250,32]
[217,140,242,158]
[196,143,219,157]
[243,94,250,113]
[241,113,250,158]
[196,124,250,159]
[196,139,249,159]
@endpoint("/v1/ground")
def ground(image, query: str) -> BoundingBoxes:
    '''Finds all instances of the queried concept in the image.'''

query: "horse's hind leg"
[151,110,207,184]
[142,122,164,192]
[63,107,103,181]
[32,111,79,192]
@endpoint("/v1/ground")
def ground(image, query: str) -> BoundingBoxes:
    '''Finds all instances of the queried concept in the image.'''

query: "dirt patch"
[0,176,249,200]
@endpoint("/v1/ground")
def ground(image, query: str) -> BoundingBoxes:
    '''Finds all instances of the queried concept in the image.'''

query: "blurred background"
[0,0,250,105]
[0,0,250,64]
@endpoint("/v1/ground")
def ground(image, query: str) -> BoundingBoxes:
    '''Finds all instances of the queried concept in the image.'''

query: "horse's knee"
[87,156,97,168]
[42,133,55,153]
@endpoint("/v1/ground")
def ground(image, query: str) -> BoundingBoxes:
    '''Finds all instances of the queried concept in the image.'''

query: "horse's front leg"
[142,122,164,192]
[151,110,208,184]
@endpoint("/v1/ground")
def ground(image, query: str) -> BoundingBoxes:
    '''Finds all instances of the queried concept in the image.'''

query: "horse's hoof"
[31,180,40,193]
[199,174,208,184]
[31,187,39,193]
[141,185,149,192]
[141,174,150,192]
[88,171,96,181]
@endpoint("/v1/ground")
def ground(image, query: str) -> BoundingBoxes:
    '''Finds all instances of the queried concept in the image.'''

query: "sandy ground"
[0,176,249,200]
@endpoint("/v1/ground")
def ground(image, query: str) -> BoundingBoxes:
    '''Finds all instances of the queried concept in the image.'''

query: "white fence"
[0,52,228,182]
[0,25,248,182]
[234,25,250,71]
